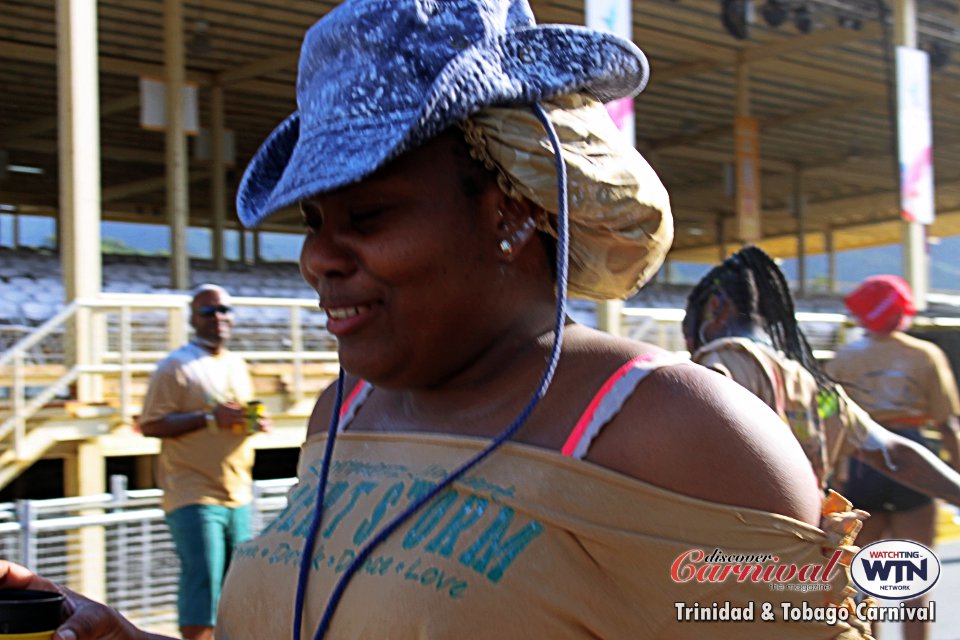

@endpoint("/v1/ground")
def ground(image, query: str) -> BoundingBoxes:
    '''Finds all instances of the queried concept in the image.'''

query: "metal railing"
[4,292,960,476]
[619,307,855,358]
[0,475,297,635]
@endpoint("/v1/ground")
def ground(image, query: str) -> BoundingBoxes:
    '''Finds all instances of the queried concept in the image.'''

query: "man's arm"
[139,356,247,438]
[837,393,960,506]
[140,403,247,438]
[140,410,209,438]
[838,396,960,505]
[853,424,960,507]
[935,415,960,473]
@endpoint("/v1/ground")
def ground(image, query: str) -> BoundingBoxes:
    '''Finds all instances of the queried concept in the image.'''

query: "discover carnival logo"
[850,539,941,600]
[670,547,843,586]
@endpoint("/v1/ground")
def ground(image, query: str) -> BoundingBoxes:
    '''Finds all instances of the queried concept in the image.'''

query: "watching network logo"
[850,540,941,600]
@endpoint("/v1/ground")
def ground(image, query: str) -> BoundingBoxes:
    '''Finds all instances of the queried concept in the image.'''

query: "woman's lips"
[325,305,368,320]
[322,303,375,336]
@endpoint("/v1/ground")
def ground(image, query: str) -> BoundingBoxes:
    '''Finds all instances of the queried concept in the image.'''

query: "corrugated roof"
[2,0,959,262]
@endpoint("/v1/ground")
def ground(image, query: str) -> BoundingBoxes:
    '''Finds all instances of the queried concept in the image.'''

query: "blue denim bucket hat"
[236,0,649,226]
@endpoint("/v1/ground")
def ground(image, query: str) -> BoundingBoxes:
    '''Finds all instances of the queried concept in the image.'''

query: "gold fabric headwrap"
[461,93,673,301]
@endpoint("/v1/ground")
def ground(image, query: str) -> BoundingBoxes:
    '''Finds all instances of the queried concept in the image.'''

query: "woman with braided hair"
[683,245,960,505]
[683,245,830,479]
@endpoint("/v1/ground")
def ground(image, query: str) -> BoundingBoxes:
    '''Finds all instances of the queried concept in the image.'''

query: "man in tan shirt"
[828,276,960,640]
[139,284,269,640]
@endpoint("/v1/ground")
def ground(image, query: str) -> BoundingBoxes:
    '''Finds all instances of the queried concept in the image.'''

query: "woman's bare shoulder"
[584,358,822,525]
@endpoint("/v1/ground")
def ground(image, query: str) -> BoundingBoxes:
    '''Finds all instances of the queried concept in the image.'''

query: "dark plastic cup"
[0,589,65,639]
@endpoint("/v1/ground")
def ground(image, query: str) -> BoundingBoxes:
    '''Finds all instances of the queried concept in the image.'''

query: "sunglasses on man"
[197,305,234,318]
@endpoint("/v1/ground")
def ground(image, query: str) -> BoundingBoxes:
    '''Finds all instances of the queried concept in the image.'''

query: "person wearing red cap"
[828,275,960,640]
[842,275,918,335]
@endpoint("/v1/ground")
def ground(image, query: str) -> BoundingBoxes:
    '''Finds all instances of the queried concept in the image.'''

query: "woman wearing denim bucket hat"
[1,1,872,639]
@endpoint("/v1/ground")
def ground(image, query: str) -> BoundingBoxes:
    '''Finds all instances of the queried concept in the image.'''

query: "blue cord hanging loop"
[293,102,570,640]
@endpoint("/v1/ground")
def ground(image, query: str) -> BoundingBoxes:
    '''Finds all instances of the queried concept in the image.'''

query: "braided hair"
[683,245,835,392]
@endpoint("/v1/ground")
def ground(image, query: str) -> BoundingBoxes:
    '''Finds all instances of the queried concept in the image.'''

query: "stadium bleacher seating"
[0,248,326,351]
[5,246,960,356]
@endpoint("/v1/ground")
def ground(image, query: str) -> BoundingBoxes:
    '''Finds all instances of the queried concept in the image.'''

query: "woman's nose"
[300,227,356,281]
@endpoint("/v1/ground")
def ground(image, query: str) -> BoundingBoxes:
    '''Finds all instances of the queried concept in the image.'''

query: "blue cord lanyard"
[293,102,570,640]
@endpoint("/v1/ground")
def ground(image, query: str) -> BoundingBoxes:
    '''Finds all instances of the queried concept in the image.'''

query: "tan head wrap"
[461,93,673,301]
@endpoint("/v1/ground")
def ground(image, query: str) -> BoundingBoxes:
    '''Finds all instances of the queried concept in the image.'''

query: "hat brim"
[237,25,648,227]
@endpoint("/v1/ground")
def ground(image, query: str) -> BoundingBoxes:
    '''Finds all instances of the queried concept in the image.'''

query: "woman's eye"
[350,210,383,230]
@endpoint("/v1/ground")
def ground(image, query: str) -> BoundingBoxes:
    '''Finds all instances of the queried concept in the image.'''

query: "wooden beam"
[3,139,166,164]
[102,171,209,202]
[2,92,140,143]
[652,25,883,85]
[0,41,214,84]
[670,208,960,263]
[741,24,883,64]
[218,51,298,85]
[655,142,796,173]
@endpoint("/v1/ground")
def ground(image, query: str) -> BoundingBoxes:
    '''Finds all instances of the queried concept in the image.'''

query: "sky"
[2,213,959,294]
[655,236,960,294]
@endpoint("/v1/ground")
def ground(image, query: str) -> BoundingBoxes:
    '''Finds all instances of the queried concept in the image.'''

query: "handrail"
[0,365,80,458]
[621,307,686,321]
[0,300,78,368]
[93,293,321,309]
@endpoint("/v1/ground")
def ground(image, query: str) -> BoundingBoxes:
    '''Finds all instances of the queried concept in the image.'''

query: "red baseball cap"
[844,275,916,334]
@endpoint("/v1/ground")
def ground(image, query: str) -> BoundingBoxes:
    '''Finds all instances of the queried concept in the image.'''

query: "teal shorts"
[165,503,252,627]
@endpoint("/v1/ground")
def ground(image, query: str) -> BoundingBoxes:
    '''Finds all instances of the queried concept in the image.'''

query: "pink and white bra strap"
[561,353,687,460]
[337,379,373,433]
[335,353,686,451]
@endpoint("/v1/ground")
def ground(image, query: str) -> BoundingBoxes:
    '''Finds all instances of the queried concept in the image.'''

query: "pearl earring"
[499,239,513,255]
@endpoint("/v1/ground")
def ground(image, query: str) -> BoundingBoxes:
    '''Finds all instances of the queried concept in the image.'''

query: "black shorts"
[841,428,935,513]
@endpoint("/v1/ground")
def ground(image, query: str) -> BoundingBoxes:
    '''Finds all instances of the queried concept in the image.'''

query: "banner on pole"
[585,0,635,142]
[193,128,237,166]
[139,77,200,135]
[735,116,761,242]
[896,46,935,225]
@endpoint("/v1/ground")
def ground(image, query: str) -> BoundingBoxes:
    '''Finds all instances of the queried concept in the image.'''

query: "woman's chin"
[337,350,393,385]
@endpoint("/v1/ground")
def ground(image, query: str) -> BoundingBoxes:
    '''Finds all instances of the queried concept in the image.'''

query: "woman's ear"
[495,198,540,262]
